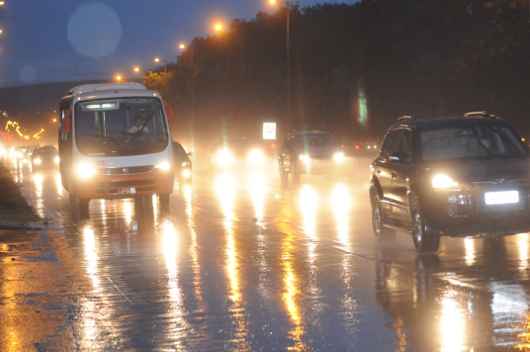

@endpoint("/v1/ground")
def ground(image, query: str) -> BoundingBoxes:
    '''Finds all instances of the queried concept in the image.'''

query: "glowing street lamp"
[113,73,124,83]
[0,1,6,7]
[267,0,279,7]
[211,19,226,35]
[132,65,141,74]
[178,42,187,51]
[154,57,161,64]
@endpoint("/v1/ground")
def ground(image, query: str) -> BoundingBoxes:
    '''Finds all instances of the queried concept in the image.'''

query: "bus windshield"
[75,98,169,156]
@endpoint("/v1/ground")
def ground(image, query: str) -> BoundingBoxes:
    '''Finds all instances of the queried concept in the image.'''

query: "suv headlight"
[76,161,96,180]
[155,160,171,172]
[432,173,459,190]
[333,151,346,164]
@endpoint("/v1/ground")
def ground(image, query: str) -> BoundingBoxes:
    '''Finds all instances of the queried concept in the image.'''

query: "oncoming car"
[58,83,174,217]
[31,145,59,170]
[278,130,347,185]
[370,112,530,253]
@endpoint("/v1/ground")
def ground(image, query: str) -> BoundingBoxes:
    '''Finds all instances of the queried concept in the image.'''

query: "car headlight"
[54,156,60,165]
[333,151,346,164]
[432,173,459,190]
[298,153,311,164]
[155,160,171,173]
[214,148,235,167]
[181,168,192,179]
[247,148,266,164]
[33,157,42,166]
[181,161,191,168]
[76,161,96,180]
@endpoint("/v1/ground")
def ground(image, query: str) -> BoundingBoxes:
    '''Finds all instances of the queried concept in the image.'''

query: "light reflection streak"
[517,234,529,272]
[464,238,476,267]
[160,219,188,345]
[54,172,63,197]
[122,199,134,228]
[1,246,20,351]
[214,172,249,350]
[331,183,356,329]
[183,184,204,305]
[32,173,45,218]
[81,225,101,344]
[278,204,305,351]
[439,293,466,352]
[247,172,269,294]
[299,184,318,265]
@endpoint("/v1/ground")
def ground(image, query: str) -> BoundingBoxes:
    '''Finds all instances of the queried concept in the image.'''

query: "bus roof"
[69,83,147,96]
[62,83,159,103]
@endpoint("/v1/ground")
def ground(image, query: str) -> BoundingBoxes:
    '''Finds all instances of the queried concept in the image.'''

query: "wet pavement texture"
[2,158,530,351]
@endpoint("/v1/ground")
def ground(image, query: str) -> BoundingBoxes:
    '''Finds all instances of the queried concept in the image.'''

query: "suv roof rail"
[464,111,498,119]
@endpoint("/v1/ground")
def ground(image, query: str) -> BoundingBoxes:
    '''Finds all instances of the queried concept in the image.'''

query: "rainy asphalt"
[2,157,530,351]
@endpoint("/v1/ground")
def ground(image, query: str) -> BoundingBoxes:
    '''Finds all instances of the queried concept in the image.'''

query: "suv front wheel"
[411,211,440,253]
[371,192,390,236]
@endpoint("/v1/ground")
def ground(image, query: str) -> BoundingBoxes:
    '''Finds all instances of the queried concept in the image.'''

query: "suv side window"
[381,130,400,157]
[397,130,414,163]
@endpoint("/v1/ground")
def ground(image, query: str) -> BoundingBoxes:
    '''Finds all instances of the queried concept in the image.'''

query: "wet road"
[3,158,530,351]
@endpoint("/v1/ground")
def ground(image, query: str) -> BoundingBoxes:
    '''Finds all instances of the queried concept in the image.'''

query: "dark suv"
[370,112,530,253]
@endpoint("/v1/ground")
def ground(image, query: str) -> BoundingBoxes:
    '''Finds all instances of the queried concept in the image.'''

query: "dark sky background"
[0,0,352,86]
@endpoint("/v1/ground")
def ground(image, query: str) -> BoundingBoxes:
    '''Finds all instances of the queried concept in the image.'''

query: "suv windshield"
[75,98,168,156]
[420,123,527,161]
[291,133,332,150]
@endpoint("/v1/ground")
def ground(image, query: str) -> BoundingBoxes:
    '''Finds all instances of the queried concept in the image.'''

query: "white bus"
[58,83,174,217]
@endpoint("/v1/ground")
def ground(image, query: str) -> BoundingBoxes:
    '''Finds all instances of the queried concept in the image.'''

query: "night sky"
[1,0,352,86]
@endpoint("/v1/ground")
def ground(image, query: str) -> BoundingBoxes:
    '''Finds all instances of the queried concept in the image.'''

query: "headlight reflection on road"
[439,293,467,352]
[330,183,352,251]
[214,172,249,348]
[183,184,204,305]
[517,234,529,272]
[54,172,63,197]
[464,238,476,267]
[32,173,45,218]
[247,173,268,226]
[160,219,188,343]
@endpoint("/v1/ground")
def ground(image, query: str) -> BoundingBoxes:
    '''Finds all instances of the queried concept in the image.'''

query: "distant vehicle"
[58,83,174,218]
[278,130,347,185]
[212,137,269,169]
[370,112,530,253]
[31,145,59,170]
[172,141,192,183]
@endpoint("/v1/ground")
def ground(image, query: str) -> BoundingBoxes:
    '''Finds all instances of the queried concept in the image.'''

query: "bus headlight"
[155,160,171,173]
[333,151,346,164]
[33,157,42,166]
[432,173,459,190]
[76,161,96,180]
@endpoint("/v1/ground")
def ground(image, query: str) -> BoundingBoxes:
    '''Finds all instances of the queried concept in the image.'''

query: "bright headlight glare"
[54,156,60,165]
[333,151,346,164]
[181,168,192,179]
[214,148,235,166]
[247,148,266,164]
[76,161,96,180]
[298,154,311,163]
[156,160,171,172]
[181,161,190,168]
[432,174,459,190]
[33,157,42,166]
